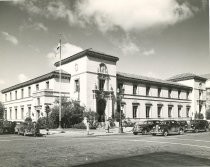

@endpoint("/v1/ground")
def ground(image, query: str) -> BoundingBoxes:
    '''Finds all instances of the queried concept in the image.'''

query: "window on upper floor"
[168,89,172,98]
[75,79,80,92]
[28,87,31,97]
[146,86,150,96]
[21,89,24,99]
[99,79,105,91]
[46,81,49,89]
[15,108,17,119]
[9,108,12,119]
[118,83,124,93]
[37,98,40,106]
[186,91,190,100]
[36,84,39,91]
[10,92,12,101]
[158,88,161,97]
[99,63,108,74]
[178,90,181,99]
[15,91,17,100]
[133,85,137,95]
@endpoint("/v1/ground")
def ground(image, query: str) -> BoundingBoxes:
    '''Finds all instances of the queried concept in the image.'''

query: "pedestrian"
[105,119,110,133]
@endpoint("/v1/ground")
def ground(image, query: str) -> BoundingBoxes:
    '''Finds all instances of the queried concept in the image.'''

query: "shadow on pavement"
[74,152,210,167]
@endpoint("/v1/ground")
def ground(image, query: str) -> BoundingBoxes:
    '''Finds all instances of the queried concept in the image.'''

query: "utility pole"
[58,37,62,129]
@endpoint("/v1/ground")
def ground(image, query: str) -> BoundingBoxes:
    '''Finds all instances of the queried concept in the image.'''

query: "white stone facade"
[1,49,208,122]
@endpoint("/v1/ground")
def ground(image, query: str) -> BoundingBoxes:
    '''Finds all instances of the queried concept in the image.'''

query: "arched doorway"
[97,99,106,122]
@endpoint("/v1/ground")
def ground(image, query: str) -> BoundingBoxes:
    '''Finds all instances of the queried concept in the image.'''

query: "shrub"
[72,122,86,129]
[123,119,135,127]
[25,117,32,123]
[206,109,210,119]
[37,117,48,129]
[83,110,99,129]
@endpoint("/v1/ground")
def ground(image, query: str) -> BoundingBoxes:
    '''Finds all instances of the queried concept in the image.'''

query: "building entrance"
[97,99,106,122]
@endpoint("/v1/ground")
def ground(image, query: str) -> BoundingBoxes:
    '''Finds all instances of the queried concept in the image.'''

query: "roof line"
[1,70,71,93]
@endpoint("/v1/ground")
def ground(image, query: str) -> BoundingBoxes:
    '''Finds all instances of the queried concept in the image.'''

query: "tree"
[49,97,85,128]
[194,112,204,119]
[0,102,4,119]
[114,110,125,122]
[206,109,210,120]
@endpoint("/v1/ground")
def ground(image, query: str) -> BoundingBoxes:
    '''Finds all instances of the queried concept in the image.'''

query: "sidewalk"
[40,127,133,137]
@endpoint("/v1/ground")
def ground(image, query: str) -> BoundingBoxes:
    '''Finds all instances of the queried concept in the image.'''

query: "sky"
[0,0,209,101]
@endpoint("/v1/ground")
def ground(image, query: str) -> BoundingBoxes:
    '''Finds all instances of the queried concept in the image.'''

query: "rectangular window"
[10,92,12,101]
[168,89,172,98]
[186,107,190,117]
[133,85,137,95]
[146,86,150,96]
[36,84,39,91]
[75,79,80,92]
[158,88,161,97]
[133,106,137,118]
[15,108,17,119]
[15,91,17,100]
[10,108,12,119]
[118,83,123,91]
[178,107,181,118]
[37,98,40,106]
[21,89,24,99]
[46,81,49,89]
[146,106,150,118]
[178,90,181,99]
[186,91,189,100]
[5,94,7,102]
[157,106,162,118]
[21,108,24,120]
[28,87,31,97]
[99,79,105,91]
[4,109,7,120]
[28,107,31,117]
[168,106,172,118]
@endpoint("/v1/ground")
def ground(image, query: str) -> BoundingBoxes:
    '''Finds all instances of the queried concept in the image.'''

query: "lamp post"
[117,87,124,133]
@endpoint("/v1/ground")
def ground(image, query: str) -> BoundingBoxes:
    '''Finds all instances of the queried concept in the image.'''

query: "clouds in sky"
[47,42,83,65]
[1,32,18,45]
[18,74,28,82]
[142,49,155,56]
[19,18,48,32]
[0,80,6,85]
[15,0,198,33]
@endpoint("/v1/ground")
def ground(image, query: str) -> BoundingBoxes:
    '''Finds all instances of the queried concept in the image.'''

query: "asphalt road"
[0,132,210,167]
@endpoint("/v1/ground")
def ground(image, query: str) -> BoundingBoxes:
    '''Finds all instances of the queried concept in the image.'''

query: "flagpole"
[58,38,62,129]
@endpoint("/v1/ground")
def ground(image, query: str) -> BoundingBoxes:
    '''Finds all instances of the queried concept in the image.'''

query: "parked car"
[185,120,209,133]
[177,120,188,132]
[133,120,161,135]
[15,121,40,136]
[0,119,16,134]
[150,120,184,136]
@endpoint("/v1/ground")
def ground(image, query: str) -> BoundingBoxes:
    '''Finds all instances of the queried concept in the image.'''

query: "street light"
[117,87,124,133]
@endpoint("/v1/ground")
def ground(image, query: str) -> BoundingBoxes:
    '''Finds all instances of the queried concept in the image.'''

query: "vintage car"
[0,119,16,134]
[185,120,209,133]
[150,120,184,136]
[177,120,188,132]
[133,120,161,135]
[15,122,40,136]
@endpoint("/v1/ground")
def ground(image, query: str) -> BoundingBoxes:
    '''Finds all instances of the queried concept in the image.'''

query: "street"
[0,132,210,167]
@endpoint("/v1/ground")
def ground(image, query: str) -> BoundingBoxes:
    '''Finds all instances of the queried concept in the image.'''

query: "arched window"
[99,63,108,74]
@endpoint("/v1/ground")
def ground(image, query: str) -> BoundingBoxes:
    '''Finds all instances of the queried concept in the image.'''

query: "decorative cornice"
[1,70,71,93]
[54,49,119,67]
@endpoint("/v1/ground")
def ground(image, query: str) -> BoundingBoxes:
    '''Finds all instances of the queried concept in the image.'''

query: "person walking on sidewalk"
[105,119,110,133]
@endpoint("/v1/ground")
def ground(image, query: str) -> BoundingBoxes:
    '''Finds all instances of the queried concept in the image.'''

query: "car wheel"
[179,129,184,135]
[205,127,209,132]
[142,130,147,135]
[133,132,138,135]
[194,129,198,133]
[163,131,168,136]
